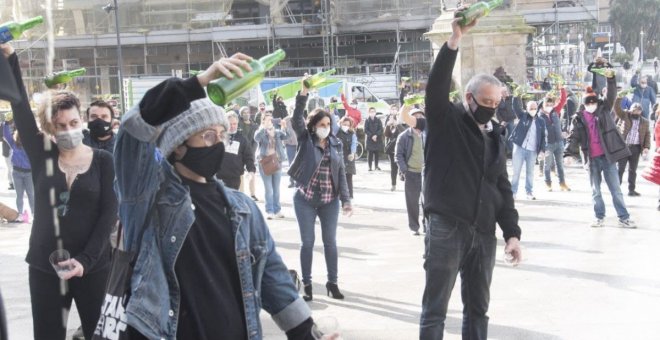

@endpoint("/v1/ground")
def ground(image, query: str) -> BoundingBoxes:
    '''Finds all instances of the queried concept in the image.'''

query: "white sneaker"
[618,218,636,229]
[275,212,285,219]
[526,193,536,200]
[590,219,604,228]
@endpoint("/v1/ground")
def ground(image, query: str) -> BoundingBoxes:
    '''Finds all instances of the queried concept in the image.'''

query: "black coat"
[423,43,521,241]
[364,117,384,152]
[384,120,405,155]
[216,132,256,180]
[565,77,631,164]
[336,129,356,175]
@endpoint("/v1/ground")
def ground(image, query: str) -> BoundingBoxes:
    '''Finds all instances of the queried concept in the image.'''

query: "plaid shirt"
[625,118,640,145]
[299,146,335,204]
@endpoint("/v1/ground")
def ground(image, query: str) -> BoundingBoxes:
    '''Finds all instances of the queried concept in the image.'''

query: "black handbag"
[92,224,134,340]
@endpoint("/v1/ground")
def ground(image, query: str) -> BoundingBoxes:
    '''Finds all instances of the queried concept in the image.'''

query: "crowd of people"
[0,11,659,340]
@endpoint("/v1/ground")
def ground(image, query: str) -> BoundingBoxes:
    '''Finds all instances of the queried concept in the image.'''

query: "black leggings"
[346,174,353,198]
[29,265,109,340]
[388,153,398,186]
[368,151,380,169]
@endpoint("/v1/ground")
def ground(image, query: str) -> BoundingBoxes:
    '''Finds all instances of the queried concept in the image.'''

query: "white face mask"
[341,126,349,133]
[55,128,84,150]
[315,127,330,140]
[584,104,597,113]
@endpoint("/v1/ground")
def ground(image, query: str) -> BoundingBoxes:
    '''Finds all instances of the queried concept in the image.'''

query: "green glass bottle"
[0,16,44,44]
[207,49,286,106]
[189,70,202,76]
[617,87,634,98]
[44,68,87,88]
[404,94,425,106]
[590,67,615,78]
[455,0,503,26]
[303,68,336,89]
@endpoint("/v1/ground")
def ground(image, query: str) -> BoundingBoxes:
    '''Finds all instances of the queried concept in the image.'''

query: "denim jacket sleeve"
[350,133,357,154]
[114,107,164,250]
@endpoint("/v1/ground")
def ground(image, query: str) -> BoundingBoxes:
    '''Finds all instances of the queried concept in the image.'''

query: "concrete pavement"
[1,153,659,339]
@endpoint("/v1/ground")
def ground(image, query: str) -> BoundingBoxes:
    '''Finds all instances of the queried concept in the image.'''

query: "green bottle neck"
[259,49,286,71]
[20,16,44,31]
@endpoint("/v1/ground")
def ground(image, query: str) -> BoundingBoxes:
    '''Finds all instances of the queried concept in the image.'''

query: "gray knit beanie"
[157,98,228,157]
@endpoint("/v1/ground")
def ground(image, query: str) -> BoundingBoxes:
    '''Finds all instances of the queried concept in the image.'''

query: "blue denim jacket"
[115,106,310,340]
[254,127,288,162]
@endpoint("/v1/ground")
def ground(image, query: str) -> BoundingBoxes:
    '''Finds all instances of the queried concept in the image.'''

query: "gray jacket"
[394,128,426,173]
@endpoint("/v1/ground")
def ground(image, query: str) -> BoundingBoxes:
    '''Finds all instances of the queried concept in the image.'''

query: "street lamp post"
[607,32,611,63]
[640,30,645,65]
[103,0,126,115]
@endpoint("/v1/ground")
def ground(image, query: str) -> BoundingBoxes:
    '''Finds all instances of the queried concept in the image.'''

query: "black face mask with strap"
[179,142,225,180]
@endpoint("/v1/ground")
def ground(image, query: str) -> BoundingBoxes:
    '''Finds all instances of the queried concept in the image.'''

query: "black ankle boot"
[303,284,313,301]
[325,282,344,299]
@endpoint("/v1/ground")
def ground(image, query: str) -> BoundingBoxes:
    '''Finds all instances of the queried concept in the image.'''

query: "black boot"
[325,282,344,300]
[303,284,313,301]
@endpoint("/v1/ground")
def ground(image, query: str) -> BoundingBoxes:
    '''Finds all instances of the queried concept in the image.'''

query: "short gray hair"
[226,111,239,121]
[465,74,503,96]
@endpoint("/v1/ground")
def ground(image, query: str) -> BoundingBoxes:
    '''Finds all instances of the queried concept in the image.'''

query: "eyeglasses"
[198,129,227,146]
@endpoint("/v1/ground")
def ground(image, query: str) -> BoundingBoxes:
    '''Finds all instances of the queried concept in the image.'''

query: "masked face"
[179,142,225,180]
[341,125,350,133]
[55,128,84,150]
[315,127,330,139]
[369,110,376,118]
[640,82,648,89]
[468,95,498,124]
[415,117,427,132]
[584,104,598,113]
[88,118,113,139]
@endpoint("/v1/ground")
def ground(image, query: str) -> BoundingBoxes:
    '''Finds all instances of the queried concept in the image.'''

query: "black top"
[423,43,521,241]
[175,177,247,340]
[8,52,118,273]
[216,132,256,180]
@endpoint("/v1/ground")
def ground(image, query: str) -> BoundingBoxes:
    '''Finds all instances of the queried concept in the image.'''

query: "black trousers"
[388,153,398,186]
[29,265,109,340]
[618,144,642,192]
[346,174,353,198]
[405,171,422,231]
[368,151,380,169]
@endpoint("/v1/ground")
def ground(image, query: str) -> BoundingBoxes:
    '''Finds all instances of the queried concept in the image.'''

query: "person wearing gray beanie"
[112,53,330,340]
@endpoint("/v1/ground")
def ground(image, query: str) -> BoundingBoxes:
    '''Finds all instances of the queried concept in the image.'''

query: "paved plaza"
[1,155,659,340]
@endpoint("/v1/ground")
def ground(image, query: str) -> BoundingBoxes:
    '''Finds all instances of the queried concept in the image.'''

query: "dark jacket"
[336,129,356,175]
[272,93,288,119]
[364,116,384,152]
[216,132,256,180]
[82,129,116,153]
[632,86,657,119]
[613,97,651,150]
[423,43,521,241]
[288,94,350,205]
[394,128,425,173]
[565,77,631,164]
[509,97,547,154]
[238,119,258,152]
[539,110,563,145]
[383,117,405,155]
[496,96,516,123]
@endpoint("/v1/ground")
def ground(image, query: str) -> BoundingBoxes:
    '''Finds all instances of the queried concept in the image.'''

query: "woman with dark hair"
[2,43,117,340]
[384,105,405,191]
[289,77,352,302]
[336,116,357,198]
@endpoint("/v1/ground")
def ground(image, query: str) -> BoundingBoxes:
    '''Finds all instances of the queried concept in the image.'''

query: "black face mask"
[469,97,497,124]
[179,142,225,180]
[415,117,427,132]
[631,114,641,120]
[88,119,113,139]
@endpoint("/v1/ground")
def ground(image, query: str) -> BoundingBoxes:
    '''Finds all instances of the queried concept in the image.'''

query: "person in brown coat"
[614,98,651,196]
